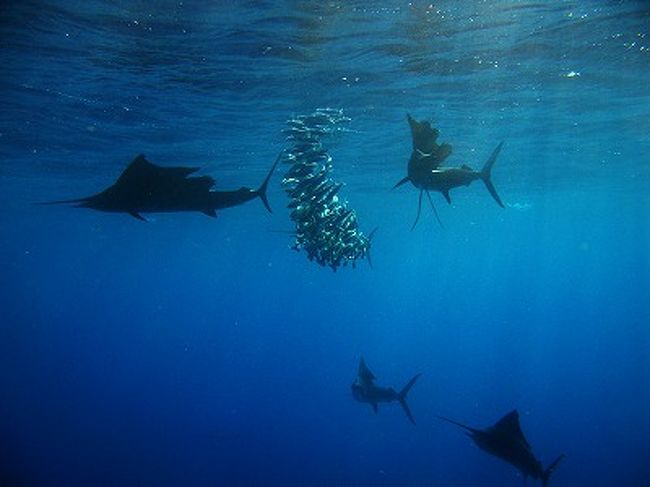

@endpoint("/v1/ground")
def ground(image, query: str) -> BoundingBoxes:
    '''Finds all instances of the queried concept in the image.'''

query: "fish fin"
[491,410,530,448]
[398,373,421,425]
[256,152,282,213]
[116,154,156,187]
[480,142,504,208]
[542,454,565,487]
[425,191,445,229]
[438,143,452,163]
[411,190,424,231]
[365,227,378,269]
[202,209,217,218]
[407,113,439,153]
[358,358,376,383]
[442,190,451,204]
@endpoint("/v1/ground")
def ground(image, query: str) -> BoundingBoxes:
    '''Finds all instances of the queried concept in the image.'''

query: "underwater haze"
[1,1,649,485]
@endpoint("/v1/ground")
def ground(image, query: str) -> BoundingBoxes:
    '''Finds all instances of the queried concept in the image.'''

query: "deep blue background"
[1,1,649,485]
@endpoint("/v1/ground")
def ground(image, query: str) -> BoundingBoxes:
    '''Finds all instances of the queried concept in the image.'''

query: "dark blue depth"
[1,2,649,486]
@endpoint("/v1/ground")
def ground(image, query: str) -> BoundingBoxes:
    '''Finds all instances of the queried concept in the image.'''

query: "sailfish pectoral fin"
[442,190,451,204]
[411,190,424,231]
[425,191,444,229]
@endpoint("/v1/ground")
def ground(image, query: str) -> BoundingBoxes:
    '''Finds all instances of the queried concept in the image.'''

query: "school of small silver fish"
[281,109,374,271]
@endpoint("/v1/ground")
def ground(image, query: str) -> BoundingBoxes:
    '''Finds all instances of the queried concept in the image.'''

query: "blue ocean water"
[1,1,649,485]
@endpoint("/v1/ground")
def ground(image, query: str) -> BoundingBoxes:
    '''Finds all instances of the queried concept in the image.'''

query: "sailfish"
[438,409,564,486]
[394,114,504,230]
[42,153,280,220]
[351,358,421,424]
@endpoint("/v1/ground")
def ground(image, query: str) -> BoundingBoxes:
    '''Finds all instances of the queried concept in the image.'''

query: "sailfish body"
[438,410,564,486]
[394,114,504,229]
[351,358,421,424]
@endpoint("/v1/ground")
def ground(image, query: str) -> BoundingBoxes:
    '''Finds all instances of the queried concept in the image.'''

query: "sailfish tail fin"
[480,142,504,208]
[541,454,565,487]
[398,373,421,425]
[256,153,282,213]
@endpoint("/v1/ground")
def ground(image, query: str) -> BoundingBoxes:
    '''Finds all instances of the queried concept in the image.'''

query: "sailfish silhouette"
[394,114,504,229]
[438,409,564,486]
[43,153,280,220]
[351,358,421,424]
